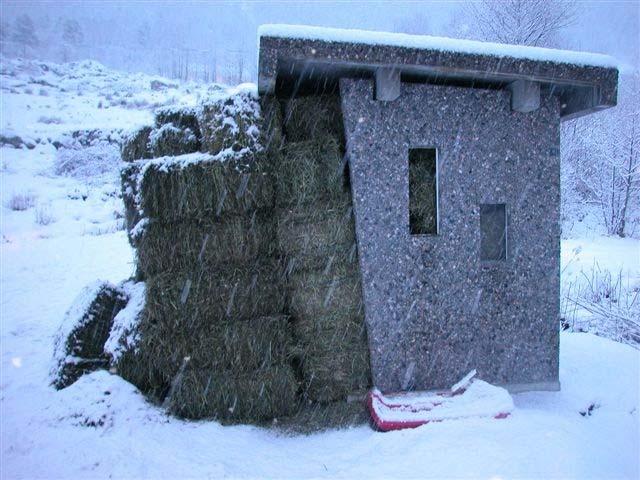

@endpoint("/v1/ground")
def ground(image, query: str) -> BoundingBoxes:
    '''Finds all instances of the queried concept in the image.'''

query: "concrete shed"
[259,25,619,394]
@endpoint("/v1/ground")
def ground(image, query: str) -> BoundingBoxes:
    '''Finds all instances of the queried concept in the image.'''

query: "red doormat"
[367,370,514,431]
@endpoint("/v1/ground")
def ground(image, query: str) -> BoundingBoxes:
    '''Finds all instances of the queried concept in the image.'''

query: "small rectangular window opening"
[409,148,438,235]
[480,204,507,261]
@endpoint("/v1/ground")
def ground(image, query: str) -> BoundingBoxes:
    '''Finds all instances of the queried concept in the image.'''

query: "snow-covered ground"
[1,58,639,479]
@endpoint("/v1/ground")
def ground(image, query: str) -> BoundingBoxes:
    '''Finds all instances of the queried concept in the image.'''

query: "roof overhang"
[258,25,619,121]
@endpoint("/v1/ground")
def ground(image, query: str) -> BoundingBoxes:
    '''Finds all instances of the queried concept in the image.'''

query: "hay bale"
[274,137,348,208]
[292,312,371,403]
[138,153,274,222]
[51,281,128,389]
[112,348,169,400]
[277,205,357,271]
[409,150,437,234]
[104,281,145,360]
[300,347,370,403]
[282,244,358,278]
[120,161,144,237]
[100,282,167,397]
[146,262,286,325]
[276,399,368,433]
[134,315,293,379]
[293,312,366,344]
[136,212,277,277]
[121,126,153,162]
[199,90,262,155]
[277,205,355,250]
[259,95,284,153]
[282,94,344,142]
[289,270,363,319]
[155,106,201,138]
[167,364,299,421]
[149,123,200,157]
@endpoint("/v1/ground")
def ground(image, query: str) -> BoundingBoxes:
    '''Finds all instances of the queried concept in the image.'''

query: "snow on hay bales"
[155,105,201,137]
[115,88,371,426]
[104,281,145,364]
[148,123,200,158]
[198,88,263,155]
[120,161,144,243]
[51,281,128,389]
[120,126,153,162]
[114,93,297,423]
[147,106,201,158]
[137,153,274,223]
[102,281,162,395]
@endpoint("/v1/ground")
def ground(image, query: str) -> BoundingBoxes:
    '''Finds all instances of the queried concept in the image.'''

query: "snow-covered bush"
[55,128,124,150]
[54,143,121,181]
[37,115,63,124]
[34,203,55,225]
[50,281,128,389]
[0,129,35,149]
[6,192,36,211]
[562,263,640,348]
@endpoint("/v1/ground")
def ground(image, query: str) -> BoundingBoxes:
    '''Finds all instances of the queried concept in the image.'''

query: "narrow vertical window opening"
[480,204,507,261]
[409,148,438,235]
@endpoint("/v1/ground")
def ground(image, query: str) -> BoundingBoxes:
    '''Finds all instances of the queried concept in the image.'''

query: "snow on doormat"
[368,370,514,431]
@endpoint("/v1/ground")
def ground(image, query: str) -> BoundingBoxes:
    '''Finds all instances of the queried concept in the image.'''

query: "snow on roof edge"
[258,24,618,70]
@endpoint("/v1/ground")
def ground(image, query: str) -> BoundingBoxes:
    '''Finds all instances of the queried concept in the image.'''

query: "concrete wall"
[341,79,561,393]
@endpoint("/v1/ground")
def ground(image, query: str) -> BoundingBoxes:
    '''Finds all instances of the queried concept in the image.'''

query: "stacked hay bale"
[117,92,298,423]
[276,94,371,404]
[50,281,128,389]
[113,89,371,427]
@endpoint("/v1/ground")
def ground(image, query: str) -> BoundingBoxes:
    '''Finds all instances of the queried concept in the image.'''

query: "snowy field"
[1,59,639,479]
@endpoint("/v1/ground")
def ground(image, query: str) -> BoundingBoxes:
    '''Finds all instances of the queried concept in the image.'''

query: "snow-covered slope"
[1,58,638,479]
[0,57,220,243]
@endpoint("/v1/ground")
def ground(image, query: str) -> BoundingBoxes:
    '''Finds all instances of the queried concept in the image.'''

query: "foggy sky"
[2,0,638,77]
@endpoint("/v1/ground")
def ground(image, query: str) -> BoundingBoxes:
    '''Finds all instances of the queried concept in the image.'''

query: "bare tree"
[62,18,83,47]
[12,14,38,57]
[226,49,245,85]
[60,18,83,62]
[463,0,576,47]
[563,73,640,237]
